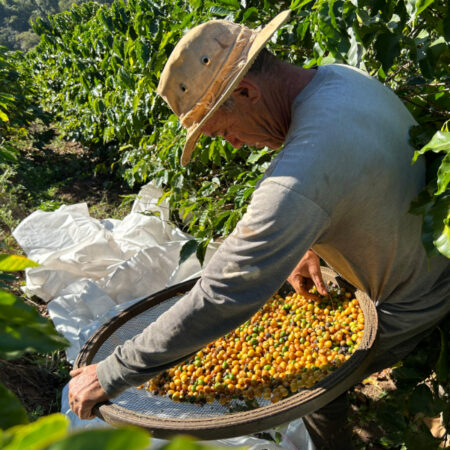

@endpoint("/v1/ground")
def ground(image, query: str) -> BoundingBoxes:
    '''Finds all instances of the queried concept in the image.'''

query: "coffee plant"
[0,46,34,129]
[0,45,42,162]
[0,45,49,243]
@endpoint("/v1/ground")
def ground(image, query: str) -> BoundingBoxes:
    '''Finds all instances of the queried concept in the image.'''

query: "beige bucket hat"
[157,10,291,166]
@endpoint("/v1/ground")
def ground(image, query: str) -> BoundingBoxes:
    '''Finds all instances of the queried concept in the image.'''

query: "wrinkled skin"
[69,364,109,420]
[287,250,328,298]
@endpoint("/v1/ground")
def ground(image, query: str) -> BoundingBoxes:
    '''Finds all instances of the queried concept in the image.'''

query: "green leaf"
[0,272,16,288]
[374,31,400,72]
[209,6,233,16]
[216,0,239,9]
[393,365,425,385]
[242,7,258,22]
[196,238,210,267]
[135,40,150,67]
[406,0,435,19]
[416,0,435,15]
[0,291,69,359]
[346,26,365,68]
[0,109,9,122]
[290,0,314,12]
[0,143,19,163]
[412,193,450,258]
[118,67,134,89]
[436,152,450,195]
[444,9,450,42]
[47,427,150,450]
[376,406,408,432]
[428,195,450,258]
[247,149,269,164]
[413,131,450,162]
[2,414,68,449]
[99,11,114,32]
[0,255,39,272]
[0,381,29,429]
[179,239,199,266]
[404,427,441,450]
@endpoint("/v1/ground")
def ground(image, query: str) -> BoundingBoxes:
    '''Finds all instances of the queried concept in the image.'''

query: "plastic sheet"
[13,185,218,362]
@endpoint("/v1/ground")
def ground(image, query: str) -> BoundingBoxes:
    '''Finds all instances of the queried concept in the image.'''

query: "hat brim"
[181,9,291,166]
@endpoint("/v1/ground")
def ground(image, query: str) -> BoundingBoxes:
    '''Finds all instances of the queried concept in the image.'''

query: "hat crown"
[157,20,251,122]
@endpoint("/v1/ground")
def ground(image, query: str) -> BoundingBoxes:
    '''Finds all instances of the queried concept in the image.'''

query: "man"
[69,11,449,449]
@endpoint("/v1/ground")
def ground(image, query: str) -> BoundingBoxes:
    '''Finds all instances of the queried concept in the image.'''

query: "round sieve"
[74,268,378,439]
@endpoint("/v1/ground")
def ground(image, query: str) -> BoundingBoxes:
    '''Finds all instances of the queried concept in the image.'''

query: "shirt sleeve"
[97,179,330,397]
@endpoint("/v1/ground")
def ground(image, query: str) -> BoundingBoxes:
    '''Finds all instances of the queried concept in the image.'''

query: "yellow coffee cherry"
[142,286,364,405]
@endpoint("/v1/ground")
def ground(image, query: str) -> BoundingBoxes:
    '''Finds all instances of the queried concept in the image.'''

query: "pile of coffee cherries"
[142,285,364,405]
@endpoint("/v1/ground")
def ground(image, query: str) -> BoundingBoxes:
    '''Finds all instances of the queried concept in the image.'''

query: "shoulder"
[291,64,405,118]
[261,65,416,212]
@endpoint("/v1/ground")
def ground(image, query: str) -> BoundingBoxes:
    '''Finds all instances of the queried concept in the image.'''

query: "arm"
[70,180,330,418]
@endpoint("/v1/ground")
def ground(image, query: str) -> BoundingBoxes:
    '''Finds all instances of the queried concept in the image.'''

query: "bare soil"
[349,369,398,448]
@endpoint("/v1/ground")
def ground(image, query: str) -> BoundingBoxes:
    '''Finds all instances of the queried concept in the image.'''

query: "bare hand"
[287,250,328,298]
[69,364,110,420]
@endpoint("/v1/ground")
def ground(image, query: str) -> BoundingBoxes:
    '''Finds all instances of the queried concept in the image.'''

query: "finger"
[70,397,83,419]
[309,267,328,297]
[74,406,83,420]
[298,278,320,301]
[68,386,74,403]
[312,275,328,296]
[70,367,84,377]
[79,403,95,421]
[69,398,78,414]
[288,274,304,294]
[297,277,309,295]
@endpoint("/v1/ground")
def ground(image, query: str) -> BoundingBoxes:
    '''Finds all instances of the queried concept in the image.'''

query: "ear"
[232,78,261,104]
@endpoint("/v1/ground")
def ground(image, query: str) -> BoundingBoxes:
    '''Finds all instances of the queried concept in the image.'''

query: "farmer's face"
[201,104,247,149]
[201,82,284,150]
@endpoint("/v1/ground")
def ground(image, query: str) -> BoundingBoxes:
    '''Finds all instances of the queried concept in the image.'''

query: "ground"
[0,121,134,418]
[0,122,447,449]
[350,369,397,448]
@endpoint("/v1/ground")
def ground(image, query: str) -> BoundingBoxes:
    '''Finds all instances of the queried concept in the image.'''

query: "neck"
[283,63,316,106]
[254,64,316,146]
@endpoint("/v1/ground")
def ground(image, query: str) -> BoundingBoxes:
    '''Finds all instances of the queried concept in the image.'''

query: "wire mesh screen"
[91,294,273,418]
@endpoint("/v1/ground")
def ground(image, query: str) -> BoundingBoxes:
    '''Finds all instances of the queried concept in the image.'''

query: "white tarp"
[13,183,314,450]
[13,184,218,362]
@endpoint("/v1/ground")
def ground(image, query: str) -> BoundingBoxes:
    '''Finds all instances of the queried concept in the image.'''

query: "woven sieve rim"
[74,268,378,439]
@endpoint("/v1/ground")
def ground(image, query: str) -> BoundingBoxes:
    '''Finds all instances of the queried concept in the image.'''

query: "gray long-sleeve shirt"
[97,64,450,397]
